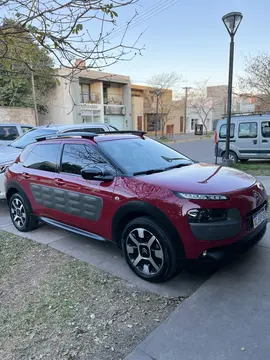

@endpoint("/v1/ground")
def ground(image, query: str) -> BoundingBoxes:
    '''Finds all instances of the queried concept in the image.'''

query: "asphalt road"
[171,138,217,164]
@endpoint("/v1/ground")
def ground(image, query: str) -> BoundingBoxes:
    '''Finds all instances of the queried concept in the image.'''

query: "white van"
[215,114,270,163]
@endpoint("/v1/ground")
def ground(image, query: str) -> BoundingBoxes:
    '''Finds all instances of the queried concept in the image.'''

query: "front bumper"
[200,221,267,265]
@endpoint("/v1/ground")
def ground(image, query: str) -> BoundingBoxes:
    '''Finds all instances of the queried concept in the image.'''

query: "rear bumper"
[199,221,267,264]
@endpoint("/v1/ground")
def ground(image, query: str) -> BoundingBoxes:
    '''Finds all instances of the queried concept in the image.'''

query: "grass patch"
[0,231,181,360]
[232,161,270,176]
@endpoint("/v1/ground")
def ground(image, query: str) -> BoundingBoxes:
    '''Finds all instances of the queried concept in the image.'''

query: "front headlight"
[174,192,229,201]
[0,163,12,174]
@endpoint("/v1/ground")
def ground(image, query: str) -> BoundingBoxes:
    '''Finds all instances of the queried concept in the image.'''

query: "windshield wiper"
[164,162,193,171]
[133,168,165,176]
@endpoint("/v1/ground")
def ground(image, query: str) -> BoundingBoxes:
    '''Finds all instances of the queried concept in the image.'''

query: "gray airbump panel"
[30,183,103,221]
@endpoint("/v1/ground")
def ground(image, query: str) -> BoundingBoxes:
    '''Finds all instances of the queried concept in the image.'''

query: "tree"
[188,79,226,134]
[0,20,56,118]
[238,53,270,104]
[0,1,142,76]
[147,72,182,137]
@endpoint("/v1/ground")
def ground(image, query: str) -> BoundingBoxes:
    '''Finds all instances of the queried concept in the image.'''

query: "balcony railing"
[81,92,101,104]
[104,94,123,105]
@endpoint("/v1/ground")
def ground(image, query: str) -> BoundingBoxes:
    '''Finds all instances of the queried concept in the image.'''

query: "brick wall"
[0,107,36,125]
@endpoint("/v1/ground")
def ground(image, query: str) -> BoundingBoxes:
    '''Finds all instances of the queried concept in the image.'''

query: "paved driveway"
[0,200,210,297]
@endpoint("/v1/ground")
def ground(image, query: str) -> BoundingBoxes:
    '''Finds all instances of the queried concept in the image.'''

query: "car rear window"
[23,143,60,172]
[219,124,235,138]
[0,126,19,141]
[9,128,57,149]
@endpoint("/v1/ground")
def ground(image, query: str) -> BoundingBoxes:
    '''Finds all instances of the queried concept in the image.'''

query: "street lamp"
[222,11,243,166]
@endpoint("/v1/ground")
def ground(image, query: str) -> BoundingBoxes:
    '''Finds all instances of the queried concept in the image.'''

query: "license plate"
[253,207,267,229]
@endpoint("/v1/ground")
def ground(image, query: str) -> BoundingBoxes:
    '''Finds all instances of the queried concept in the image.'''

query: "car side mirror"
[81,166,115,182]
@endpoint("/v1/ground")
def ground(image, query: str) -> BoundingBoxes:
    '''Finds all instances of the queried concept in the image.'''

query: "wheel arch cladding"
[112,200,186,257]
[6,181,26,204]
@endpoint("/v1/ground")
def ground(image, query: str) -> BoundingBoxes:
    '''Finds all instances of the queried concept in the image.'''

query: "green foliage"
[0,19,56,112]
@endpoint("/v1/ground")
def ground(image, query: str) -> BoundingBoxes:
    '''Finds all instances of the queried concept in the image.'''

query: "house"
[39,60,132,130]
[131,84,184,136]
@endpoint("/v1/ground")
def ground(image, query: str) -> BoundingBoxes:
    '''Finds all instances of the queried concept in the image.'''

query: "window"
[99,137,192,175]
[262,121,270,138]
[23,144,60,172]
[219,124,235,139]
[61,144,107,175]
[238,122,257,138]
[9,128,57,149]
[0,126,19,141]
[21,126,33,134]
[84,127,105,134]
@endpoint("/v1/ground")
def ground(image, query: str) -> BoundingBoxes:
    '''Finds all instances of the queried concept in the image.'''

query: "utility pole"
[31,71,38,126]
[155,89,161,138]
[182,87,191,134]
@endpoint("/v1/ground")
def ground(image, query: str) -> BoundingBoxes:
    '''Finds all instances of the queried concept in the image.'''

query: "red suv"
[5,132,268,282]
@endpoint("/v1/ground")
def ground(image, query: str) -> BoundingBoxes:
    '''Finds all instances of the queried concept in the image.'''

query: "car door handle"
[262,140,268,143]
[22,172,30,179]
[54,178,66,186]
[253,140,257,144]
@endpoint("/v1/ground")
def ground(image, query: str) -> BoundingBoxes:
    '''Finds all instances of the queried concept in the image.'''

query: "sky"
[99,0,270,91]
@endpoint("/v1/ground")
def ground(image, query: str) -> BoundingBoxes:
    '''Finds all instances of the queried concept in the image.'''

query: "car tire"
[9,192,39,232]
[121,216,178,283]
[222,151,238,163]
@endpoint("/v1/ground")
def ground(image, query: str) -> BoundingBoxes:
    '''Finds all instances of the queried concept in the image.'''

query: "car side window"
[262,121,270,138]
[0,126,19,141]
[238,122,257,138]
[21,126,32,134]
[219,124,235,138]
[83,128,105,133]
[23,144,60,172]
[61,143,107,175]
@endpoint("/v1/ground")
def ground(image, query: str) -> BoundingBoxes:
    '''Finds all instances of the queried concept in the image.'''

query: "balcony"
[104,94,123,105]
[144,101,156,113]
[80,92,101,104]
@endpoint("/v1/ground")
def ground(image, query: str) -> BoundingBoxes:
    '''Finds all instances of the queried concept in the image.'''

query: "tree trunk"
[202,120,208,135]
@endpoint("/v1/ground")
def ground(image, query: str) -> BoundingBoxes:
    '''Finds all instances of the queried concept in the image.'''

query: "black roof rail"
[99,130,147,136]
[36,132,97,142]
[36,130,147,142]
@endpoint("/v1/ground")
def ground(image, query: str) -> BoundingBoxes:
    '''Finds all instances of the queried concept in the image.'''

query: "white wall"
[0,107,36,125]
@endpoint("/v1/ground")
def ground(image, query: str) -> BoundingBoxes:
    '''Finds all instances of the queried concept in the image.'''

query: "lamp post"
[222,12,243,166]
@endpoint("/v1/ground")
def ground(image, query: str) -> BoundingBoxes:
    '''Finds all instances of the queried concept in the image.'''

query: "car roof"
[217,114,270,126]
[0,123,34,126]
[41,123,111,131]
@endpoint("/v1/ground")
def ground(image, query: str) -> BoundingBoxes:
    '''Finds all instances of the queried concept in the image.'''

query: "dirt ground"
[0,231,182,360]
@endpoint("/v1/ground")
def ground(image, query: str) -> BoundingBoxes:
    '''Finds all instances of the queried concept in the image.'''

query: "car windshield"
[9,128,57,149]
[99,137,193,175]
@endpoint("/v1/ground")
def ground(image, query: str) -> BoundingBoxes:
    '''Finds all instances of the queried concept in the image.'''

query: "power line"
[108,0,181,40]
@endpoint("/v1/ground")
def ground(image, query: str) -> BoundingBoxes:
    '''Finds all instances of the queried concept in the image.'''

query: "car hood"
[0,145,21,164]
[137,163,256,194]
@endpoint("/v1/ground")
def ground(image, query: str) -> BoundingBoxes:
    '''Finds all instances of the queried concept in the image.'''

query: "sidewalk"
[125,224,270,360]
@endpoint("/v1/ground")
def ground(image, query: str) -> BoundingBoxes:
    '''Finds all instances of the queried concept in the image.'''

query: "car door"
[19,142,61,217]
[51,140,117,238]
[237,121,259,159]
[260,120,270,159]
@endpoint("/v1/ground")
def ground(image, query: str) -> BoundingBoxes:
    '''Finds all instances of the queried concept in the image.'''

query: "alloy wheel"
[11,198,27,229]
[126,228,164,276]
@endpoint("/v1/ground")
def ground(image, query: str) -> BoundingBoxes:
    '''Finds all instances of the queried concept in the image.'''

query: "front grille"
[246,200,267,231]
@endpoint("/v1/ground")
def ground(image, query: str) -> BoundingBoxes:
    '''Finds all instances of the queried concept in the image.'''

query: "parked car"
[215,114,270,163]
[0,123,117,199]
[0,123,34,146]
[5,131,268,282]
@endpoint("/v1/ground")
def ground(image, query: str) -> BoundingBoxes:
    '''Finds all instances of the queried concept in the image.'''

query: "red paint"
[5,136,267,260]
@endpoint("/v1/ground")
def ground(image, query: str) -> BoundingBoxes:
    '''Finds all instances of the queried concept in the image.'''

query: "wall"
[132,96,144,130]
[0,107,36,125]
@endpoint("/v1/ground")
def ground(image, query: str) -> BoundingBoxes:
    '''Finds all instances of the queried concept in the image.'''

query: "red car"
[5,131,268,282]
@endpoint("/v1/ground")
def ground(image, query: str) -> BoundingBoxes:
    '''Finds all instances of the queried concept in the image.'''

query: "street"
[171,138,216,164]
